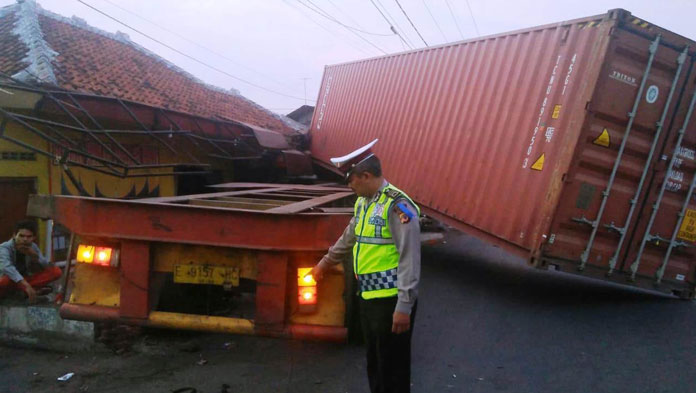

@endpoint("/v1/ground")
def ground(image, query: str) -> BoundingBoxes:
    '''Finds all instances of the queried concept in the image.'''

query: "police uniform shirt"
[318,180,421,315]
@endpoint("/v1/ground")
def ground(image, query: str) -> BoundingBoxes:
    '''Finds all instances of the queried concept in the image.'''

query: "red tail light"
[297,268,318,311]
[94,247,112,266]
[76,244,119,267]
[298,286,317,305]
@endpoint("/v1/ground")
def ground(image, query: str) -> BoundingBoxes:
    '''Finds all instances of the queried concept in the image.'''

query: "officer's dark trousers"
[360,296,417,393]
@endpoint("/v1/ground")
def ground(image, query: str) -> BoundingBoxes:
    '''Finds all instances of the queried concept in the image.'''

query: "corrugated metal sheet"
[311,12,611,253]
[310,9,696,296]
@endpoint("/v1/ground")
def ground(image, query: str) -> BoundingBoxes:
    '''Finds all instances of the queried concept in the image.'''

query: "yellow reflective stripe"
[356,236,394,245]
[361,288,398,299]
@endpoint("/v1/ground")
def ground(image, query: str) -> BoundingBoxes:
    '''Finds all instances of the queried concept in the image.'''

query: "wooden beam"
[217,196,294,205]
[266,192,354,214]
[138,187,292,203]
[313,207,354,214]
[210,182,349,192]
[188,199,280,211]
[249,192,311,200]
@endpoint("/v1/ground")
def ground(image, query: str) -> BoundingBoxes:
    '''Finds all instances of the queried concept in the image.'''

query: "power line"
[300,0,393,37]
[421,0,447,42]
[95,0,292,90]
[444,0,465,40]
[282,0,374,56]
[374,0,415,49]
[325,0,366,30]
[297,0,389,54]
[76,0,307,101]
[369,0,413,50]
[393,0,428,47]
[464,0,481,37]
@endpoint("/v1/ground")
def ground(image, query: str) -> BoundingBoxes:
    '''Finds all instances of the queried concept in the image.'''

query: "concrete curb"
[0,304,94,352]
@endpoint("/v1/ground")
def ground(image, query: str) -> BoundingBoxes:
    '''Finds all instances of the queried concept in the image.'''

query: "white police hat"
[329,139,378,176]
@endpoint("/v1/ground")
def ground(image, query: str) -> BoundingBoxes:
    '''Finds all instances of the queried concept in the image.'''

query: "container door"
[621,73,696,297]
[542,25,695,296]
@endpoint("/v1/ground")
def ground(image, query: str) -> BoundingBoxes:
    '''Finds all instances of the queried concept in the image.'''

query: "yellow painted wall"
[0,120,177,254]
[0,122,50,248]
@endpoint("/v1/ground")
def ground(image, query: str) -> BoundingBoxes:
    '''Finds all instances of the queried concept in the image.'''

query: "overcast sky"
[2,0,696,115]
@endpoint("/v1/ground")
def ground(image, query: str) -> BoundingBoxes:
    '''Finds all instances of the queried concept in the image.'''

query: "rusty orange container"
[310,9,696,297]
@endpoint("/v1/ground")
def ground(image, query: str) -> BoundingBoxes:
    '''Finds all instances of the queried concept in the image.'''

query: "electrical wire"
[281,0,374,56]
[368,0,413,50]
[444,0,465,40]
[464,0,481,37]
[325,0,366,31]
[296,0,389,54]
[421,0,447,42]
[393,0,428,47]
[300,0,393,36]
[96,0,292,90]
[76,0,308,101]
[374,0,415,49]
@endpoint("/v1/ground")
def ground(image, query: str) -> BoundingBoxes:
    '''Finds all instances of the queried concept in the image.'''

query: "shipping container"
[310,9,696,297]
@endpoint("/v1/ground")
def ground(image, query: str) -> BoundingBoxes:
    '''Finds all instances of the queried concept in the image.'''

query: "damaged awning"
[0,72,314,180]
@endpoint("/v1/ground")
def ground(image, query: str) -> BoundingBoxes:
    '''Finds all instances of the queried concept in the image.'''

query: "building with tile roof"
[0,0,315,248]
[0,0,302,134]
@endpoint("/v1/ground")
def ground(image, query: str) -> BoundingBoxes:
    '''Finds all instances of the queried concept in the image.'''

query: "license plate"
[173,264,240,286]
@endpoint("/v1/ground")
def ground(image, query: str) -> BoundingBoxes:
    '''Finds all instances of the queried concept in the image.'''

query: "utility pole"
[300,78,310,105]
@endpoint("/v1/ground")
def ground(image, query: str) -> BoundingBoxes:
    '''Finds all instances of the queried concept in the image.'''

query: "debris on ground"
[222,342,236,350]
[57,372,74,381]
[95,323,142,354]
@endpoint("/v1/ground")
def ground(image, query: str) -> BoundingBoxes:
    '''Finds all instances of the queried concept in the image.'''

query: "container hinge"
[572,216,595,228]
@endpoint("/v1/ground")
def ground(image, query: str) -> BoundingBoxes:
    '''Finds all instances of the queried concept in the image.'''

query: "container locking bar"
[607,45,689,275]
[630,87,696,281]
[577,35,661,271]
[655,167,696,283]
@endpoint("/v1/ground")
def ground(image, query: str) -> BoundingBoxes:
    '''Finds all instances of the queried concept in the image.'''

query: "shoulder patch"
[394,201,415,224]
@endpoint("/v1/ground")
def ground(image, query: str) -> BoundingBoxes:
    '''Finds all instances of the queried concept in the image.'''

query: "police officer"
[310,139,421,393]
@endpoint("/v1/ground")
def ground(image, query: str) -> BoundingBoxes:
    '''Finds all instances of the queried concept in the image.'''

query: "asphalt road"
[2,232,695,393]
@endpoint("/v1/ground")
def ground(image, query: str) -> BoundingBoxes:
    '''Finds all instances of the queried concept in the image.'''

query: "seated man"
[0,220,62,303]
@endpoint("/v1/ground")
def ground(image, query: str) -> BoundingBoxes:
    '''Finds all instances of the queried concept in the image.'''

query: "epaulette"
[384,188,403,200]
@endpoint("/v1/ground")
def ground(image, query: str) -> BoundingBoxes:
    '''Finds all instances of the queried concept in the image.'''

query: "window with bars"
[0,151,37,161]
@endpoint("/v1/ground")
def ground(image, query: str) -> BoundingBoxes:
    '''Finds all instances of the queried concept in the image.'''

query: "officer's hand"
[392,311,410,334]
[308,263,326,282]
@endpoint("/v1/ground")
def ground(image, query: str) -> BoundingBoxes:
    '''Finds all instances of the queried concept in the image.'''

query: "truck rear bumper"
[60,303,347,341]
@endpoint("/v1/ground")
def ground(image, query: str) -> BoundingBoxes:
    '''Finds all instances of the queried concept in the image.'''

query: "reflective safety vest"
[353,184,419,300]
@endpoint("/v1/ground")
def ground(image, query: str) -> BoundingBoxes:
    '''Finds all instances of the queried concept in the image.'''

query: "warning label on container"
[531,153,545,171]
[677,209,696,242]
[593,128,611,147]
[523,55,561,169]
[552,105,562,119]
